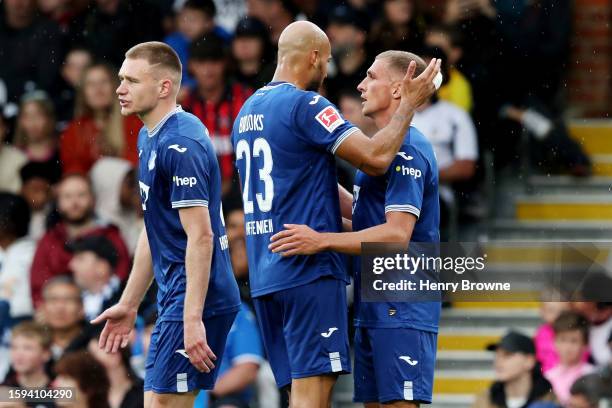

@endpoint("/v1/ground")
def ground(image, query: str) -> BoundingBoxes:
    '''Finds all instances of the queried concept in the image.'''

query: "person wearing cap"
[68,235,124,322]
[232,17,275,89]
[183,33,253,198]
[324,4,370,104]
[472,331,556,408]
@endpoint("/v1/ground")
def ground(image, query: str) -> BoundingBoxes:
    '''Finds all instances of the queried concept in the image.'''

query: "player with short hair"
[269,50,441,407]
[231,21,440,408]
[92,41,240,408]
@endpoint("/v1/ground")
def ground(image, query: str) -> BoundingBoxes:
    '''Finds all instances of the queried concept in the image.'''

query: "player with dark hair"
[231,21,440,408]
[269,50,441,407]
[92,41,240,408]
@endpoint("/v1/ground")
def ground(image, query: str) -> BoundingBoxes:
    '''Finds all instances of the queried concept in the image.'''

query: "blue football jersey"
[352,126,441,332]
[137,106,240,322]
[231,82,358,297]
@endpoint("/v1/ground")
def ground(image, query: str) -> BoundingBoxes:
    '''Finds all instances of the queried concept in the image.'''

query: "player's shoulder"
[398,126,435,162]
[159,111,209,146]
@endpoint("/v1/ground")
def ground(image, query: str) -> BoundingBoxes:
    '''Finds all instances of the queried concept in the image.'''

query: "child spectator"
[68,236,123,322]
[0,112,27,194]
[60,63,141,175]
[14,91,62,179]
[54,350,110,408]
[29,174,130,307]
[0,193,35,320]
[535,299,576,373]
[545,311,596,404]
[1,321,52,390]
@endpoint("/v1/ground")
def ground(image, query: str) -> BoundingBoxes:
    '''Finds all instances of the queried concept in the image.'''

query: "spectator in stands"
[88,332,144,408]
[368,0,425,56]
[0,0,63,104]
[0,193,35,319]
[247,0,299,44]
[0,113,28,194]
[499,104,592,177]
[411,48,478,239]
[14,91,62,179]
[232,17,275,89]
[571,272,612,367]
[37,0,84,33]
[425,24,473,112]
[165,0,230,93]
[55,47,93,130]
[567,374,604,408]
[184,34,252,197]
[29,174,130,307]
[596,332,612,398]
[534,295,575,373]
[324,4,370,103]
[39,277,93,362]
[20,161,58,240]
[545,311,595,404]
[60,63,142,175]
[1,321,52,389]
[68,236,123,322]
[68,0,164,67]
[473,331,556,408]
[224,203,250,303]
[54,350,110,408]
[90,158,143,255]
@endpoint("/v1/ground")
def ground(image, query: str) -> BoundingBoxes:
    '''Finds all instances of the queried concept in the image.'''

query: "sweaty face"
[493,349,534,382]
[116,58,160,117]
[357,58,396,118]
[57,177,94,225]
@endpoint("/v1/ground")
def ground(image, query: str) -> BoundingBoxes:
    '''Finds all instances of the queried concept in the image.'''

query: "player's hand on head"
[90,303,137,353]
[400,58,441,109]
[184,319,216,373]
[269,224,323,257]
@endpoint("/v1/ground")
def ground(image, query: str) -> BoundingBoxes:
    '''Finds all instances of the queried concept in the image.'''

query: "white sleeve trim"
[330,127,359,154]
[171,199,209,208]
[231,354,264,366]
[385,204,420,219]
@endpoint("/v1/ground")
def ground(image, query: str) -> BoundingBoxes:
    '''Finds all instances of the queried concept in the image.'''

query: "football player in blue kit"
[92,42,241,408]
[231,20,440,408]
[269,51,441,408]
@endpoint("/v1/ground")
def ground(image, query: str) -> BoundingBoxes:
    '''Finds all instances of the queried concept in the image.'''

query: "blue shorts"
[354,326,437,404]
[144,311,237,393]
[252,277,351,388]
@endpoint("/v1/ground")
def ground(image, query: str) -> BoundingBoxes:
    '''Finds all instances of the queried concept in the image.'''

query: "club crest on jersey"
[315,106,344,133]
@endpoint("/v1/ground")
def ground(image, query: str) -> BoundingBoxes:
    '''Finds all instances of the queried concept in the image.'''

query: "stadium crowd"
[0,0,609,407]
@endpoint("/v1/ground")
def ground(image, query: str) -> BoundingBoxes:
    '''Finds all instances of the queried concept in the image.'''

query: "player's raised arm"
[92,228,153,353]
[334,57,440,176]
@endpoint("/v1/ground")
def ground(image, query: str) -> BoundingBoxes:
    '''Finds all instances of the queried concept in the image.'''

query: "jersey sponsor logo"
[148,151,157,170]
[399,355,419,365]
[309,95,321,105]
[168,144,187,153]
[321,327,338,338]
[396,152,414,161]
[173,176,197,187]
[315,106,344,133]
[138,181,150,210]
[175,349,189,359]
[395,165,422,179]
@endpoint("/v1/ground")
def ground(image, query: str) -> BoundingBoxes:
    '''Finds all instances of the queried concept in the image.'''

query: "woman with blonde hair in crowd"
[60,63,141,175]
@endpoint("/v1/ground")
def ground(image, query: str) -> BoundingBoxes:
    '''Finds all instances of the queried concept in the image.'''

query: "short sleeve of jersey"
[229,307,264,365]
[160,136,210,209]
[292,91,359,154]
[385,146,428,219]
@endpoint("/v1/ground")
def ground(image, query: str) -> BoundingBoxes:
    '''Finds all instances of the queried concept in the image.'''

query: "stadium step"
[490,219,612,240]
[591,154,612,176]
[514,193,612,221]
[568,119,612,156]
[526,175,612,194]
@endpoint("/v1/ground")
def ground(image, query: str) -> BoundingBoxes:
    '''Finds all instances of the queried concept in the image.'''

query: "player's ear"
[159,78,172,98]
[391,81,402,100]
[310,49,320,67]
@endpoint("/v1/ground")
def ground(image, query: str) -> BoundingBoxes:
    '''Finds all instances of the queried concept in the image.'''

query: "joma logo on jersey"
[315,106,344,133]
[395,165,422,179]
[173,176,197,187]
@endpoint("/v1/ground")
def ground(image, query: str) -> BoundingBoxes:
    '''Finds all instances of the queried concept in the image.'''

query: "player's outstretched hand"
[184,319,216,373]
[269,224,322,256]
[400,58,441,109]
[91,303,137,353]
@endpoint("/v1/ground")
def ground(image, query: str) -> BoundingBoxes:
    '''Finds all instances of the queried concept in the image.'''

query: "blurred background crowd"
[0,0,611,407]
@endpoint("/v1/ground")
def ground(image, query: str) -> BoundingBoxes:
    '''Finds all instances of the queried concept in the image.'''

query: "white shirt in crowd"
[0,237,35,318]
[590,317,612,367]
